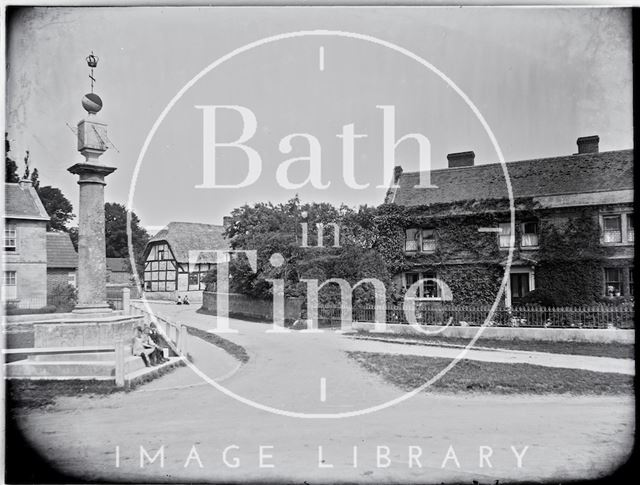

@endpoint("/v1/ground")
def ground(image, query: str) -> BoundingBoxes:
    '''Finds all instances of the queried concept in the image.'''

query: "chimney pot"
[577,135,599,154]
[447,151,475,168]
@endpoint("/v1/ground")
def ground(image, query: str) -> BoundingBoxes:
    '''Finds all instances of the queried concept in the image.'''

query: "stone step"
[5,355,146,378]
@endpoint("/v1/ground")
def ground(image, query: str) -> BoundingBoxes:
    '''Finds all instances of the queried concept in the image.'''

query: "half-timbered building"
[142,222,230,300]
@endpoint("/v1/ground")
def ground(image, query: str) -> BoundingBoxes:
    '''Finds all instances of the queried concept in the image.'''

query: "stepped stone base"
[5,354,146,378]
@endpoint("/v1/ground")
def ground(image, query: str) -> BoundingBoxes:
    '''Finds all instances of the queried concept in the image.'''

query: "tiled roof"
[4,182,50,220]
[146,222,230,263]
[107,257,131,273]
[389,149,633,207]
[46,232,78,269]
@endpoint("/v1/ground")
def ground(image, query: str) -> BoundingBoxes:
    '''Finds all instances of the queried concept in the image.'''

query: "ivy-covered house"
[384,136,633,307]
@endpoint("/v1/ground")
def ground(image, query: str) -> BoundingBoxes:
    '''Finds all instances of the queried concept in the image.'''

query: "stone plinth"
[68,162,116,313]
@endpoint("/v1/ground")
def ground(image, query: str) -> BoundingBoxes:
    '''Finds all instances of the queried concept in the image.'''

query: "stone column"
[68,162,116,313]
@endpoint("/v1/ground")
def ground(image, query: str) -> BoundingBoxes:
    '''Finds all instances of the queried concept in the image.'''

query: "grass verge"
[350,331,634,359]
[187,326,250,363]
[347,351,634,395]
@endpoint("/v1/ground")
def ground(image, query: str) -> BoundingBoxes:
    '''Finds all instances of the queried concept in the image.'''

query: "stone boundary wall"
[202,292,304,323]
[352,322,635,344]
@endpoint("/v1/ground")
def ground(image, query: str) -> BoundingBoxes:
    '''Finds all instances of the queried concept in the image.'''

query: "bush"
[47,283,77,312]
[5,305,57,316]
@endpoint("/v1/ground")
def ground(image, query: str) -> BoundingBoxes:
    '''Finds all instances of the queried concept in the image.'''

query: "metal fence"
[315,303,635,329]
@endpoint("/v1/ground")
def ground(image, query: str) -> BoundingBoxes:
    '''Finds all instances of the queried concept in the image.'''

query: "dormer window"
[405,228,436,253]
[521,222,539,248]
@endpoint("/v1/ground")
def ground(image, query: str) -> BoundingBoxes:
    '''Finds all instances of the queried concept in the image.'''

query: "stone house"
[106,257,134,285]
[142,222,230,301]
[46,232,78,295]
[386,136,633,307]
[3,180,49,308]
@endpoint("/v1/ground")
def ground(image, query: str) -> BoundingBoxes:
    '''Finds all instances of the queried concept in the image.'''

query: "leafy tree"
[104,202,150,277]
[37,186,75,232]
[5,133,19,182]
[204,198,399,307]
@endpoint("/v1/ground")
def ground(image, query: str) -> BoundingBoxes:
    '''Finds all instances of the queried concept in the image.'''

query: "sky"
[5,7,633,232]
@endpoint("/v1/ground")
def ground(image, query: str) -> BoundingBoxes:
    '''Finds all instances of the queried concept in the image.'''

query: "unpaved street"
[10,304,635,483]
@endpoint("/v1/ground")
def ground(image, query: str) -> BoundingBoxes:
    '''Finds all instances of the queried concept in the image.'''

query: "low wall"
[33,314,144,348]
[352,322,635,344]
[141,290,203,303]
[202,292,304,323]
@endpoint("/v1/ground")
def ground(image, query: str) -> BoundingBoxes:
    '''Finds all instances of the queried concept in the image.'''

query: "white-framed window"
[405,228,436,253]
[3,271,17,300]
[498,222,511,248]
[604,268,623,297]
[627,214,634,243]
[521,222,539,248]
[602,215,622,243]
[68,272,76,288]
[404,270,440,299]
[4,227,16,252]
[506,267,535,307]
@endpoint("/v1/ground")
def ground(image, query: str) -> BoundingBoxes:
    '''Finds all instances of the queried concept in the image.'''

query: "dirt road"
[10,304,634,483]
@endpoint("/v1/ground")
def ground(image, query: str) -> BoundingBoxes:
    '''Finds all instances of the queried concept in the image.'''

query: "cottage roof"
[4,182,50,221]
[46,232,78,269]
[389,149,633,207]
[107,257,131,273]
[146,222,230,263]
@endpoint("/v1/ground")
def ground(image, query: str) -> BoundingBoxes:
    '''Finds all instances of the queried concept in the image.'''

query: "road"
[10,304,634,483]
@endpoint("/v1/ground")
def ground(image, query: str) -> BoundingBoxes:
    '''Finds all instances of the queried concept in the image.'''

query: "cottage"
[387,136,633,307]
[106,257,134,285]
[46,232,78,292]
[3,180,49,308]
[142,222,230,301]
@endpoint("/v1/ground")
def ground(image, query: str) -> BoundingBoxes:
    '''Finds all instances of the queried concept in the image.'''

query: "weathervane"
[86,51,98,93]
[81,52,103,115]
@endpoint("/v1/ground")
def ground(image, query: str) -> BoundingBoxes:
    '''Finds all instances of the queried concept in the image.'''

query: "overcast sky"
[6,7,632,231]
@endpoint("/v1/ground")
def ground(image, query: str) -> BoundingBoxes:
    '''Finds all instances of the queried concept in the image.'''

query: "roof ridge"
[399,148,633,177]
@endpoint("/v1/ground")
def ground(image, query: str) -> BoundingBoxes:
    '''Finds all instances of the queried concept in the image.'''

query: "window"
[4,227,16,252]
[404,271,439,299]
[421,229,436,252]
[498,223,511,248]
[521,222,539,247]
[603,215,622,243]
[405,229,419,251]
[68,272,76,288]
[510,273,530,298]
[158,248,165,260]
[188,273,199,287]
[627,215,634,243]
[3,271,17,299]
[604,268,623,297]
[629,268,634,297]
[405,228,436,253]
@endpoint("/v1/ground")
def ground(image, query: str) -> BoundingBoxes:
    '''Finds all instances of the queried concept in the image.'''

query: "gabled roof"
[146,222,230,263]
[389,149,633,207]
[46,232,78,269]
[107,257,131,273]
[4,182,50,221]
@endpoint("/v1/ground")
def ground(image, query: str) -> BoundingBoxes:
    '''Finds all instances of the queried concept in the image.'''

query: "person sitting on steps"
[176,295,182,305]
[132,326,154,367]
[183,294,190,305]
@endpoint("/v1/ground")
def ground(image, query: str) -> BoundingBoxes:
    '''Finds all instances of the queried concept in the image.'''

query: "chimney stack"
[447,151,475,168]
[393,166,403,183]
[577,135,599,154]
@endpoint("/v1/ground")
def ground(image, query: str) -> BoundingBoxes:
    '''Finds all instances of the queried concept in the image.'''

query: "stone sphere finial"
[82,92,103,114]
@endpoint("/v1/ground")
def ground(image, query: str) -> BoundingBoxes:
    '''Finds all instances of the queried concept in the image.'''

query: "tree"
[5,133,19,182]
[30,167,40,190]
[37,186,75,232]
[204,198,398,306]
[104,202,150,277]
